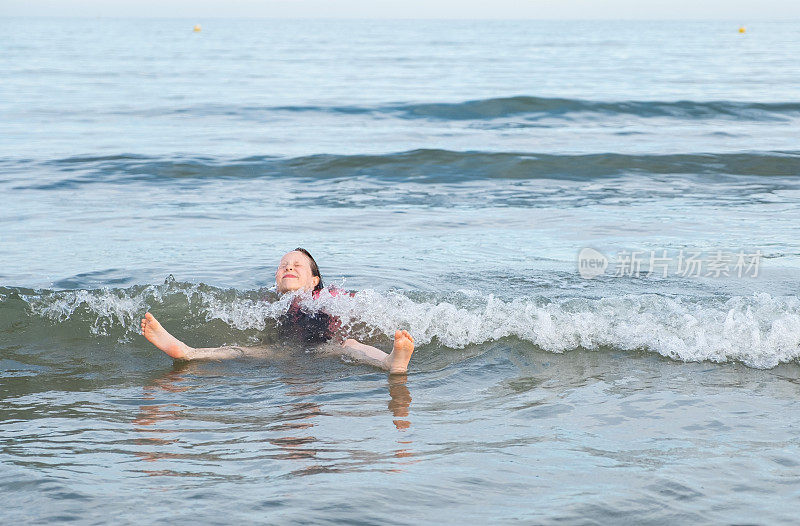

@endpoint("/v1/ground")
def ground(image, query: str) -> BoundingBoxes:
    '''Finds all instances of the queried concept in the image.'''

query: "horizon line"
[1,15,796,21]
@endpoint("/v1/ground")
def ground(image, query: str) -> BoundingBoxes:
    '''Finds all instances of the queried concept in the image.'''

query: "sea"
[2,17,800,524]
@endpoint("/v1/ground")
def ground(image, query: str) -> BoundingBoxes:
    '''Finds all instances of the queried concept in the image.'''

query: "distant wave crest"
[117,96,800,122]
[388,96,800,121]
[15,150,800,190]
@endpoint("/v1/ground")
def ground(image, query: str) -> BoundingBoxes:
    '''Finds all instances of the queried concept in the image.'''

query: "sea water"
[2,18,800,523]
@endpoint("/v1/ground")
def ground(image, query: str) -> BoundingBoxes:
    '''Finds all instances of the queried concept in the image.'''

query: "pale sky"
[2,0,799,19]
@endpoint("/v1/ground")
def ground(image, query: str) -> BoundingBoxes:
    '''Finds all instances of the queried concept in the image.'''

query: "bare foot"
[385,330,414,374]
[141,312,192,359]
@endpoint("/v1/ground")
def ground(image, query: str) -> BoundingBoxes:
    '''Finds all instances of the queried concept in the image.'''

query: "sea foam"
[10,284,799,369]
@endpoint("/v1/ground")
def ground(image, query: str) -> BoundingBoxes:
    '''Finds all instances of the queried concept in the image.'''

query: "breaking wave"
[2,282,799,369]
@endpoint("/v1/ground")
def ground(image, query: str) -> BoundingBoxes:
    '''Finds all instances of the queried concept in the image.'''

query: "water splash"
[7,283,798,368]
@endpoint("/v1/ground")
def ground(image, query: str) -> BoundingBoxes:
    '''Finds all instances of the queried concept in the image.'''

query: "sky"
[2,0,799,19]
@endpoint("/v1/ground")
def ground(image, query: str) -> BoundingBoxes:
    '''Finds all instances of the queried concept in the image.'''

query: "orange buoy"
[193,24,202,32]
[738,26,746,33]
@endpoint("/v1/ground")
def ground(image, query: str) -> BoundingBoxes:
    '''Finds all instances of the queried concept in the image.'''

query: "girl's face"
[275,251,319,294]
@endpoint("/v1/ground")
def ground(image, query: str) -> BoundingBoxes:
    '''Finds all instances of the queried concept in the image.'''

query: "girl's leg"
[337,330,414,373]
[141,312,268,360]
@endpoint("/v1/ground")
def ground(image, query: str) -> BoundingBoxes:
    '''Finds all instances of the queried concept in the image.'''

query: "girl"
[140,248,414,374]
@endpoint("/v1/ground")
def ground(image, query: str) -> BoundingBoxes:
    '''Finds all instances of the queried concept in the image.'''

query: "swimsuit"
[278,287,352,345]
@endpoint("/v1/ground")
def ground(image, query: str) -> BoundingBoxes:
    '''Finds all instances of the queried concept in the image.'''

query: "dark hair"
[294,247,324,292]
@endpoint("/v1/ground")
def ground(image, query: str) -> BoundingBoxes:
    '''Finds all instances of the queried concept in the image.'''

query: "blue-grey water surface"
[2,17,800,524]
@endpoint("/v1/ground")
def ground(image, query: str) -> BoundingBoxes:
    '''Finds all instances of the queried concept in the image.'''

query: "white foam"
[198,289,294,330]
[26,287,150,336]
[20,285,800,368]
[299,289,800,369]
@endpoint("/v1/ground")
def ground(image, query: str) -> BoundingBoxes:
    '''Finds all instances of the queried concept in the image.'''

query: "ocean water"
[2,17,800,523]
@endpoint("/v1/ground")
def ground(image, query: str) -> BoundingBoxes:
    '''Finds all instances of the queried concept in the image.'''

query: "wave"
[15,150,800,189]
[387,96,800,122]
[2,283,799,369]
[114,96,800,122]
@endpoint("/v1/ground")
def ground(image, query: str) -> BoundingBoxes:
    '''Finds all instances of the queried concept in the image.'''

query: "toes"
[394,330,414,345]
[145,312,154,321]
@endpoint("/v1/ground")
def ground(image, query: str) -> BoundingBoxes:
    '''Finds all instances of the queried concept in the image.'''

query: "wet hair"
[293,247,324,292]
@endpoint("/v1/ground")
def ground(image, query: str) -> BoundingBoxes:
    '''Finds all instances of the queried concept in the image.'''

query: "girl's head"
[275,248,323,294]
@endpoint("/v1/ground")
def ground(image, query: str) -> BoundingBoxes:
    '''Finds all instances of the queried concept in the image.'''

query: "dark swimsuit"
[277,287,350,345]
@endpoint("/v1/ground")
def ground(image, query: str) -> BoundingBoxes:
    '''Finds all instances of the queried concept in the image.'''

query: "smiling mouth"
[283,274,299,279]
